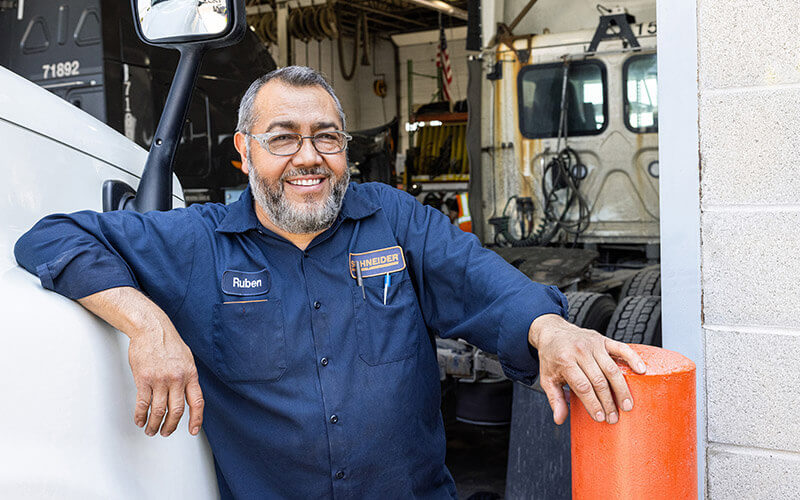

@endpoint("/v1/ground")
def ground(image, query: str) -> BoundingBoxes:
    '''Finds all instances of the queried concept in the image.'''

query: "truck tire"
[620,268,661,298]
[564,292,617,333]
[606,295,662,346]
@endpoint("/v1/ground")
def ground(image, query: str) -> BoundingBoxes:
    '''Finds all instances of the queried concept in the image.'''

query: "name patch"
[349,246,406,278]
[222,269,271,296]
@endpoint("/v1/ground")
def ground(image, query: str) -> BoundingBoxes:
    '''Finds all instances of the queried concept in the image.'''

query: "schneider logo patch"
[349,246,406,278]
[222,269,271,296]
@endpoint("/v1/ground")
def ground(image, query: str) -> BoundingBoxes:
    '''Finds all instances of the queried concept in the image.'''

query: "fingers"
[185,377,205,436]
[563,364,606,423]
[145,387,168,437]
[134,384,152,428]
[160,382,186,437]
[605,338,647,374]
[579,353,620,424]
[594,346,635,414]
[540,378,569,425]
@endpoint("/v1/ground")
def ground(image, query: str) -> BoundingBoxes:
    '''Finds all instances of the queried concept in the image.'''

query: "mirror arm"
[125,45,207,213]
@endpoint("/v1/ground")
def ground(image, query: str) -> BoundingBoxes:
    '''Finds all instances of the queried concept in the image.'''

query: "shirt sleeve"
[13,208,197,317]
[383,187,569,385]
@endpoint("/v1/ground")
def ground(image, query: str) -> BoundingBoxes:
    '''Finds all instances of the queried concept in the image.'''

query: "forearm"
[78,285,204,437]
[78,286,172,341]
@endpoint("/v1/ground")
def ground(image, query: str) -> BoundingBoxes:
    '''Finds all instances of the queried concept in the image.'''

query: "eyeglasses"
[245,130,352,156]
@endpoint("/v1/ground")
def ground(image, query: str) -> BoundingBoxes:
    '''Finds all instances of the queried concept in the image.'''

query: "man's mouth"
[286,177,325,187]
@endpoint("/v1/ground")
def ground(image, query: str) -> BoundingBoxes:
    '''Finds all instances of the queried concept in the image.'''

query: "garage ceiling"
[246,0,468,39]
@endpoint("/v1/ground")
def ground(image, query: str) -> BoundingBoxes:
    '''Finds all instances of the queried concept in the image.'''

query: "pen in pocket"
[356,261,365,300]
[383,272,392,305]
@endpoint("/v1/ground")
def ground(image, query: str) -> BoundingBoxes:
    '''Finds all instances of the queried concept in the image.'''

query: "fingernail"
[607,412,618,424]
[595,411,605,422]
[192,427,200,435]
[638,362,647,373]
[623,399,633,412]
[146,430,155,437]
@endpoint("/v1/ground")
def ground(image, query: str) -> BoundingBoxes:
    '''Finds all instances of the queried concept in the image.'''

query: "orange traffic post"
[571,344,697,499]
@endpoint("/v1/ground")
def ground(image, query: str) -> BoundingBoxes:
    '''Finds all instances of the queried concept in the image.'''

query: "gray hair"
[236,66,346,134]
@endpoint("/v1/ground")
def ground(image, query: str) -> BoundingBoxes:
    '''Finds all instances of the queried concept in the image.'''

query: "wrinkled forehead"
[252,80,342,131]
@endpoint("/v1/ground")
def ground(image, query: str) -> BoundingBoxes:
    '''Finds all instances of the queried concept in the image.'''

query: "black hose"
[490,147,591,247]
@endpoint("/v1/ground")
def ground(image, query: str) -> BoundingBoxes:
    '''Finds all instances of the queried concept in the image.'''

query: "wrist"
[528,313,564,349]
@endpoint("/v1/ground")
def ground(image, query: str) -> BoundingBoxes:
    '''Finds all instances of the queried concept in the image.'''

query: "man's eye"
[315,133,340,143]
[271,134,297,142]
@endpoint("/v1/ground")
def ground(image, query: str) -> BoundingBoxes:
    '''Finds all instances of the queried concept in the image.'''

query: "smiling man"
[15,66,644,498]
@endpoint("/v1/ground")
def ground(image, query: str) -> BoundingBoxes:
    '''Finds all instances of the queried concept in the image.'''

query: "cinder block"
[706,328,800,452]
[698,0,800,89]
[702,211,800,328]
[707,444,800,499]
[699,89,800,206]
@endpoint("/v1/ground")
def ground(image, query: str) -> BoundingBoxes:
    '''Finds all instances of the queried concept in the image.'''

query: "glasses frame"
[245,130,353,156]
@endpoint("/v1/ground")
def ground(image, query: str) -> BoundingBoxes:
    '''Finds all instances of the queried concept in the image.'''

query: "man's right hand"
[78,287,204,437]
[128,315,204,437]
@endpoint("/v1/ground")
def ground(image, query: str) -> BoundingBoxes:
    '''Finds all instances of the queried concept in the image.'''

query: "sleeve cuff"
[36,247,138,299]
[496,284,569,384]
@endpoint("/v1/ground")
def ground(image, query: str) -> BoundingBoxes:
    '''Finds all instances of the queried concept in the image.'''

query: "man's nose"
[291,137,323,166]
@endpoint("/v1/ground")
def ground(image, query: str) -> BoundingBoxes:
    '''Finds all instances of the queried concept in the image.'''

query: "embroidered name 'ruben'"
[232,277,262,288]
[349,246,406,279]
[222,269,271,296]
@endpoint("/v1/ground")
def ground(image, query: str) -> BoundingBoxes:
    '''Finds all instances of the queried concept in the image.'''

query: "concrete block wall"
[697,0,800,497]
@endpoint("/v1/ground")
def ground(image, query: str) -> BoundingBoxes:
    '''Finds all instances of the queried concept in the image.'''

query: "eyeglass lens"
[268,132,347,155]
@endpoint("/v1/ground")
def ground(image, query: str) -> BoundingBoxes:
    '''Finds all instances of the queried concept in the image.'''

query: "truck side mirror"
[135,0,232,43]
[104,0,245,213]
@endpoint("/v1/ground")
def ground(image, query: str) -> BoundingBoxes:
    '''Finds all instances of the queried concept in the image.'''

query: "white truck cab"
[488,19,659,247]
[0,65,218,497]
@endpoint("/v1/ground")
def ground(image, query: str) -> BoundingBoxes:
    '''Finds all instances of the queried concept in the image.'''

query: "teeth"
[288,178,323,186]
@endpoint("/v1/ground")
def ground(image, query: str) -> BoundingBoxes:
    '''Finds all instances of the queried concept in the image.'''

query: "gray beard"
[248,153,350,234]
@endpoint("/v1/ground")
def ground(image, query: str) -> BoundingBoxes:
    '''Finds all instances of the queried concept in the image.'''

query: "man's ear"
[233,132,250,175]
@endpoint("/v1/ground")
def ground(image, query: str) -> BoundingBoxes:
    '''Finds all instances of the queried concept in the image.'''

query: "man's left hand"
[529,314,647,425]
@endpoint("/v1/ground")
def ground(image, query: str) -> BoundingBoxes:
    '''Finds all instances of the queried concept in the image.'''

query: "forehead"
[252,80,341,130]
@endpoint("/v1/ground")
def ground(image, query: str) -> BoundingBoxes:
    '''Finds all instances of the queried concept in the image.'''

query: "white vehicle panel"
[0,68,218,497]
[0,66,183,197]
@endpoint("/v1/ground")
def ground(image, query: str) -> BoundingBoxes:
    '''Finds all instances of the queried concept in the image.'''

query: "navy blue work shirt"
[15,182,568,499]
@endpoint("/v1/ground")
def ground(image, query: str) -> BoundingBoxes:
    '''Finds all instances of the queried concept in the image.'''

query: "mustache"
[280,166,333,181]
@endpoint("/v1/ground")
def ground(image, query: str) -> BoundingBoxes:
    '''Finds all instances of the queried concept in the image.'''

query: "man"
[15,66,644,498]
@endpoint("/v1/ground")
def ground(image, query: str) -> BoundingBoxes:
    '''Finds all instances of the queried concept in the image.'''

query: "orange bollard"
[571,344,697,500]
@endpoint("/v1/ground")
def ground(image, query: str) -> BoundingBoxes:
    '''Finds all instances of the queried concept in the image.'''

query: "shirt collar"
[216,183,380,234]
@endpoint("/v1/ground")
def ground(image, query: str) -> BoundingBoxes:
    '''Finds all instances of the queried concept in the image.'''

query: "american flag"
[436,26,453,104]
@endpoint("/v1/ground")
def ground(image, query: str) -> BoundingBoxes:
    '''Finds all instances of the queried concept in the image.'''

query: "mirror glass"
[136,0,229,41]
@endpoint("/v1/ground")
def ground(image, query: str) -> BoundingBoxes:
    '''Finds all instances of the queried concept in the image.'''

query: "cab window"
[518,60,607,139]
[624,54,658,133]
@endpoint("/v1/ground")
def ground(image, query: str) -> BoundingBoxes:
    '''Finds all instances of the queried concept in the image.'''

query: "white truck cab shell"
[491,23,659,244]
[0,66,217,498]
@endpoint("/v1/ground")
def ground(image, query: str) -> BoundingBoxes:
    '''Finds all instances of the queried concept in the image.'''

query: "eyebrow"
[264,120,340,133]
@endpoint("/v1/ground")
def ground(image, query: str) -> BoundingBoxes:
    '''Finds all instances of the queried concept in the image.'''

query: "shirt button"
[336,470,345,480]
[320,357,329,366]
[314,301,321,309]
[329,414,338,424]
[303,251,309,258]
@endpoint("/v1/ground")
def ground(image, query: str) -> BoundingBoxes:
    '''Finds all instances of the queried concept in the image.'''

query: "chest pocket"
[212,299,287,383]
[352,277,422,365]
